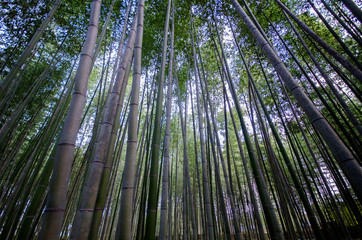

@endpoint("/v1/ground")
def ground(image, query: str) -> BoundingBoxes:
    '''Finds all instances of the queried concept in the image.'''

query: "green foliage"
[0,1,49,73]
[1,0,361,239]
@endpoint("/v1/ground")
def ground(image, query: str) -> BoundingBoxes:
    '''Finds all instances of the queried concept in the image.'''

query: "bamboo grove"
[0,0,361,239]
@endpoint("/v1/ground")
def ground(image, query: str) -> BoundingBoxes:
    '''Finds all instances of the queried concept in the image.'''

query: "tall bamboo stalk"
[39,1,102,238]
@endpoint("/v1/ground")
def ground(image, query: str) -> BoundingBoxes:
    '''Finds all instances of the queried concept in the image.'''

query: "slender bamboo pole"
[340,0,362,23]
[159,2,174,239]
[115,0,144,238]
[144,0,172,236]
[273,0,362,82]
[211,17,284,240]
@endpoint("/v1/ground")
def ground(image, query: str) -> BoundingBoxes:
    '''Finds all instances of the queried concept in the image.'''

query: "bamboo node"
[273,60,283,68]
[339,157,354,165]
[93,160,104,164]
[78,208,94,212]
[58,142,75,147]
[310,116,324,125]
[260,41,269,50]
[102,121,113,126]
[111,91,120,95]
[44,208,64,212]
[290,85,300,93]
[88,23,99,28]
[73,91,86,97]
[80,53,93,60]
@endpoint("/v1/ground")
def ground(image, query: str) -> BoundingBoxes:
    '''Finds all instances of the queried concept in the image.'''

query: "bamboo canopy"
[0,0,361,239]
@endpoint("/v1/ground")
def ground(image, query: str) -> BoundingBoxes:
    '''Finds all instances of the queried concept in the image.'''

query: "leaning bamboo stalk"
[100,0,132,123]
[135,80,158,240]
[282,80,352,236]
[281,11,362,136]
[0,55,59,144]
[320,0,362,46]
[100,114,130,239]
[16,74,74,239]
[314,39,362,101]
[39,0,102,238]
[0,39,44,116]
[263,14,362,156]
[233,21,325,237]
[340,0,362,23]
[133,74,156,209]
[268,67,361,227]
[307,0,361,69]
[337,5,362,36]
[231,0,362,202]
[273,0,362,82]
[88,56,133,240]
